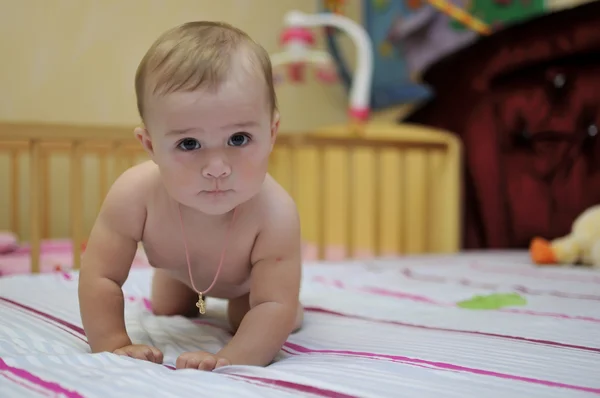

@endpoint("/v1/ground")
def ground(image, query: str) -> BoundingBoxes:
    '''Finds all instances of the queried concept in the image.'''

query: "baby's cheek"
[240,161,259,177]
[239,151,268,176]
[160,160,197,187]
[164,153,201,176]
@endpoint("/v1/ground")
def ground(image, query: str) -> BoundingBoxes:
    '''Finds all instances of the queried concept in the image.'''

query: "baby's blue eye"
[178,138,200,151]
[228,133,250,147]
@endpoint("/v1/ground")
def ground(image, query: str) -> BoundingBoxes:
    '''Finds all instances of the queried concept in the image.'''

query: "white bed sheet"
[0,251,599,397]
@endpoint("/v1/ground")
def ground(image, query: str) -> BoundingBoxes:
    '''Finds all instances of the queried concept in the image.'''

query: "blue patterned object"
[324,0,433,110]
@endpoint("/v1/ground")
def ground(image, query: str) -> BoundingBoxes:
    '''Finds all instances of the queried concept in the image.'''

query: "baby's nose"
[202,159,231,178]
[203,168,229,178]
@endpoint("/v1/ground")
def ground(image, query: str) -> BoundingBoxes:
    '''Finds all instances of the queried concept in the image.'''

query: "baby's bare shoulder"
[249,175,301,264]
[98,161,159,240]
[256,174,298,223]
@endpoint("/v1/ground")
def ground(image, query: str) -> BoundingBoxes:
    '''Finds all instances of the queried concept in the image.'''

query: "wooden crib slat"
[99,151,108,209]
[289,146,297,200]
[373,148,382,256]
[317,146,326,260]
[10,151,20,235]
[426,149,443,252]
[345,148,354,258]
[70,143,83,269]
[41,151,50,239]
[397,151,406,254]
[29,141,42,273]
[405,150,427,254]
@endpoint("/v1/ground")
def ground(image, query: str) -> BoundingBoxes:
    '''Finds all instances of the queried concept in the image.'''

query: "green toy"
[450,0,546,32]
[456,293,527,310]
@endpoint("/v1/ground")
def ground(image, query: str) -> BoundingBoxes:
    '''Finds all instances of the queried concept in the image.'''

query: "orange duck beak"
[530,237,557,265]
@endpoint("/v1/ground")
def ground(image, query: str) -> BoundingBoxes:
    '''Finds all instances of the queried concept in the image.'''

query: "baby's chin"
[178,194,243,217]
[195,203,239,216]
[169,183,261,216]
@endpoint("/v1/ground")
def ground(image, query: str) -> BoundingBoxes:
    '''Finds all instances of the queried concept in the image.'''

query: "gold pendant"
[196,294,206,315]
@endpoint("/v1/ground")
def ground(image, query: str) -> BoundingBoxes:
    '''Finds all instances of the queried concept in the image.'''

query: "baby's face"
[139,74,278,215]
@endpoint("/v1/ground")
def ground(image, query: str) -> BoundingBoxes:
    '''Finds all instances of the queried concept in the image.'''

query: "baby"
[78,21,303,371]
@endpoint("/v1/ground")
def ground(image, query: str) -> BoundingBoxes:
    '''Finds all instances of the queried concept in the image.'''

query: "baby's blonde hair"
[135,21,277,120]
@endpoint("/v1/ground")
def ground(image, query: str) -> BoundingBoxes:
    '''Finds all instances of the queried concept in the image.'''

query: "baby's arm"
[217,196,302,366]
[78,167,158,359]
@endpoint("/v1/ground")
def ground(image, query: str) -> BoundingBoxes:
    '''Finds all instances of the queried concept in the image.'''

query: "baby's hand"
[176,351,230,371]
[113,344,164,364]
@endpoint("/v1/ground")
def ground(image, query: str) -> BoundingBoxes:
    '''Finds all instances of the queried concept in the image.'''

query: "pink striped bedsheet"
[0,251,598,397]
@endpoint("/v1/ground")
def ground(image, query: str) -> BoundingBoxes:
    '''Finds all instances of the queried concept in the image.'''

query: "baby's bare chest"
[140,207,258,294]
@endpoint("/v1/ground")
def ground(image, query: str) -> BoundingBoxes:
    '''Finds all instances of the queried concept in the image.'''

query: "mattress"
[0,251,598,397]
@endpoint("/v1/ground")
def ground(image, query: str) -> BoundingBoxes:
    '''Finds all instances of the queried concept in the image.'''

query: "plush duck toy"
[530,205,600,268]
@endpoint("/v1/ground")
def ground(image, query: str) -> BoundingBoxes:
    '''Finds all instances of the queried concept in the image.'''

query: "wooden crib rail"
[0,121,461,273]
[0,122,144,273]
[274,124,461,260]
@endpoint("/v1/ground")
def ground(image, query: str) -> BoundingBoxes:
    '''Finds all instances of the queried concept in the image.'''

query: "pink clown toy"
[271,10,374,125]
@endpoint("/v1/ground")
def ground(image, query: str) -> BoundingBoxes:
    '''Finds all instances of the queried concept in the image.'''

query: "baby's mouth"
[201,189,232,195]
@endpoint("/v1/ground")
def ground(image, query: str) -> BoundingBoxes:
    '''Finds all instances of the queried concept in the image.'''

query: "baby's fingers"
[128,346,154,362]
[113,348,128,357]
[215,358,230,369]
[149,347,164,363]
[113,345,162,363]
[198,356,217,371]
[176,352,220,371]
[178,356,198,369]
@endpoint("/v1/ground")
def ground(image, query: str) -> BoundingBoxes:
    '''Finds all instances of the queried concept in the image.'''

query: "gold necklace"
[177,203,238,314]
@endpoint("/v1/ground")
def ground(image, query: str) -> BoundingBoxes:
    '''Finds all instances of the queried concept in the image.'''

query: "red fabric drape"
[404,2,600,249]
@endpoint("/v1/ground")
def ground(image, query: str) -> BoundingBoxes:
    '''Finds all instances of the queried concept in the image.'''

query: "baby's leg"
[151,269,199,317]
[227,293,304,333]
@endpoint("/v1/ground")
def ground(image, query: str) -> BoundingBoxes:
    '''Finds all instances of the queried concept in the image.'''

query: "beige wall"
[0,0,414,240]
[0,0,362,129]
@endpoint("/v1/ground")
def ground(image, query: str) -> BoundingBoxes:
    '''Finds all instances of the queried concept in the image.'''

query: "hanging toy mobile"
[270,25,337,84]
[270,0,347,84]
[271,9,374,133]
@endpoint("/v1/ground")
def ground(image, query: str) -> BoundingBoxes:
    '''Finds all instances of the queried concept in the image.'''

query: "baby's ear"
[134,126,155,159]
[270,112,280,145]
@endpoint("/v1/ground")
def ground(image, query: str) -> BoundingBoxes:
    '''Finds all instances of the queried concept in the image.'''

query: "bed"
[1,252,599,397]
[1,122,598,397]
